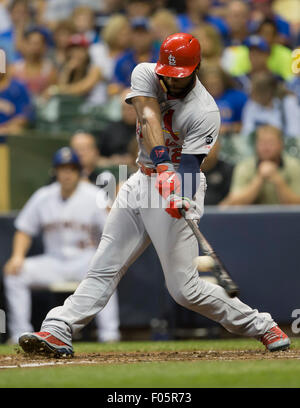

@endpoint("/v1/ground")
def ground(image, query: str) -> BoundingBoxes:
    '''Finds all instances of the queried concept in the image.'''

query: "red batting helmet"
[155,33,201,78]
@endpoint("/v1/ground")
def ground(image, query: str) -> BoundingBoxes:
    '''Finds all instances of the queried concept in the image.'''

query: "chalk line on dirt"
[0,360,97,369]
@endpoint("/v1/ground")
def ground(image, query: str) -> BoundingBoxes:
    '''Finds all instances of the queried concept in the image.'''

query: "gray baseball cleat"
[19,331,74,358]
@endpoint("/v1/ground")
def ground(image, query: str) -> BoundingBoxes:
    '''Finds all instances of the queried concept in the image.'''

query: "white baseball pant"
[4,251,120,343]
[41,170,276,345]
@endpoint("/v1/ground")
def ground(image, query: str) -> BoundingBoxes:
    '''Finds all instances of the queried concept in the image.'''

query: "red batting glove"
[165,195,192,219]
[155,162,181,199]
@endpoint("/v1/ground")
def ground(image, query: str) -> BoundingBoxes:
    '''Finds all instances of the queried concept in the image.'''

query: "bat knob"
[226,283,239,298]
[219,276,239,298]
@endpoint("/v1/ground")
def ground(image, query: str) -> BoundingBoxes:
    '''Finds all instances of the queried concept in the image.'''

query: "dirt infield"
[0,348,299,369]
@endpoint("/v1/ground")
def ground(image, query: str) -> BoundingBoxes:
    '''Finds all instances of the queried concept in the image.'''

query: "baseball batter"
[19,34,290,356]
[4,147,120,344]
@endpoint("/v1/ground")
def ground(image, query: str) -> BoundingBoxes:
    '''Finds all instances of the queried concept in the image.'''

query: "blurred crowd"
[0,0,300,206]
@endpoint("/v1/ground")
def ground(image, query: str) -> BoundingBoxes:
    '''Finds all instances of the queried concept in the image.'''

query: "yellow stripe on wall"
[0,141,10,211]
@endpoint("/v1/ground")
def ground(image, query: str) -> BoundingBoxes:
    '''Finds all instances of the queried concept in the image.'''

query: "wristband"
[150,145,171,167]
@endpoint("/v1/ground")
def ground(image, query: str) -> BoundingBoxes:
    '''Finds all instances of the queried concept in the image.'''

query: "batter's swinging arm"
[180,208,239,298]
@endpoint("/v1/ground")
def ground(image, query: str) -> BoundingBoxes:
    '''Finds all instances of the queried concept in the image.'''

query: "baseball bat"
[180,208,239,298]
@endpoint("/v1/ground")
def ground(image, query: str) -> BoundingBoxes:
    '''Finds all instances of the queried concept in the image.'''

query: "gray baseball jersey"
[126,63,221,168]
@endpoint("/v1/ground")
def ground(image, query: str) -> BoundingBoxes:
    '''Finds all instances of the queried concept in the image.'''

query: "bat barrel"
[180,209,240,298]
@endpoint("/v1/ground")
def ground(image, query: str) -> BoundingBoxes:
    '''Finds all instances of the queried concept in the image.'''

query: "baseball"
[193,256,215,272]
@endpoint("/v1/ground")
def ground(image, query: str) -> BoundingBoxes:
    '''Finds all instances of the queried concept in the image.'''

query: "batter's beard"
[158,74,197,98]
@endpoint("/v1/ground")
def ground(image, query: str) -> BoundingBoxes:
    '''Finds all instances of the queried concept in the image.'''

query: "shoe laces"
[261,326,283,345]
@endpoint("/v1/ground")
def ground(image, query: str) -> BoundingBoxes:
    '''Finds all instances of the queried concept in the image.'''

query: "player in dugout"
[4,147,120,344]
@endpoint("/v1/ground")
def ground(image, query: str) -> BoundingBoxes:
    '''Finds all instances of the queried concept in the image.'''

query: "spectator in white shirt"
[241,72,300,139]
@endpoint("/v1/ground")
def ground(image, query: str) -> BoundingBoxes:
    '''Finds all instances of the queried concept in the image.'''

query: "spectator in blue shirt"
[199,65,248,136]
[177,0,229,41]
[0,68,34,135]
[241,72,300,139]
[0,0,32,64]
[125,0,153,20]
[113,17,158,89]
[249,0,292,47]
[223,0,251,47]
[287,71,300,104]
[236,35,284,94]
